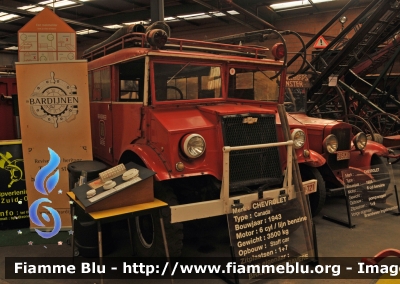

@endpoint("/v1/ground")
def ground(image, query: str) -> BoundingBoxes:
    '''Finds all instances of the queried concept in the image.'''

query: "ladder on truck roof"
[81,25,274,62]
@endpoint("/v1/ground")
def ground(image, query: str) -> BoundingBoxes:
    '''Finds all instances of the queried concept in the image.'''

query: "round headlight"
[291,129,306,149]
[181,134,206,158]
[353,132,367,150]
[323,134,338,154]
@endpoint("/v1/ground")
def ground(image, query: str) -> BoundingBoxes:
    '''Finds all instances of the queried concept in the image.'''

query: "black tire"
[299,165,326,217]
[132,182,183,257]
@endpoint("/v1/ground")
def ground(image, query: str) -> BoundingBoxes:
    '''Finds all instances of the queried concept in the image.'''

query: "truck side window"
[92,67,111,101]
[118,59,145,102]
[120,79,140,100]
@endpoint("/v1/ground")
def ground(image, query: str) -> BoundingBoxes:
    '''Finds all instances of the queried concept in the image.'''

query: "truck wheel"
[132,183,183,257]
[299,165,326,217]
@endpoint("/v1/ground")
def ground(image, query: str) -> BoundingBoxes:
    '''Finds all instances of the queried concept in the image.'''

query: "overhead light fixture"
[35,0,84,10]
[4,46,18,50]
[103,24,123,29]
[39,0,76,8]
[19,0,88,12]
[18,5,45,12]
[177,12,213,20]
[76,29,98,35]
[0,13,20,22]
[123,20,150,25]
[177,13,205,18]
[164,16,180,22]
[18,5,35,10]
[210,12,225,17]
[28,7,45,12]
[226,10,239,15]
[270,0,333,11]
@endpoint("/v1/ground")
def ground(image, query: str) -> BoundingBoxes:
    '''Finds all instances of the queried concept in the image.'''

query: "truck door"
[89,67,114,165]
[110,59,146,164]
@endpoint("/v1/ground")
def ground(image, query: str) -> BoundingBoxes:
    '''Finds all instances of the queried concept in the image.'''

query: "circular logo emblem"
[28,71,78,128]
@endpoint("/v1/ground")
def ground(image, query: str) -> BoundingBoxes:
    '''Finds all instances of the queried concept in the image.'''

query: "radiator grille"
[332,128,350,151]
[221,114,282,189]
[328,127,351,170]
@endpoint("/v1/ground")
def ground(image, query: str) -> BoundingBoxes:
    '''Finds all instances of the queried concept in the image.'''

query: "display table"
[66,192,170,259]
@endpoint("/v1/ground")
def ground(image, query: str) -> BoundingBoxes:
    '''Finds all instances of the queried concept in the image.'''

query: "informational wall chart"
[18,8,76,62]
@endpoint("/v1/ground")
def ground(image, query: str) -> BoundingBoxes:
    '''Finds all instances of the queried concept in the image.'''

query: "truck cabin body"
[284,79,389,188]
[82,27,316,258]
[84,29,291,195]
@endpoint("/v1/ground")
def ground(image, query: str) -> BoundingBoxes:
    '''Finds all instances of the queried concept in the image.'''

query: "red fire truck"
[83,24,321,257]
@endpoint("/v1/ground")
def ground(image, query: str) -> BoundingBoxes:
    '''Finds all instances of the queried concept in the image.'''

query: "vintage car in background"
[284,75,390,204]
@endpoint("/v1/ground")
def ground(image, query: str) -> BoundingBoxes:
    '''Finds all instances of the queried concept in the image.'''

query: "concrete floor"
[1,159,399,284]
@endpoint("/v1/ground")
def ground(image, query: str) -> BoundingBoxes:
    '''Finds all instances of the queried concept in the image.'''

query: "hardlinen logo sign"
[27,71,79,128]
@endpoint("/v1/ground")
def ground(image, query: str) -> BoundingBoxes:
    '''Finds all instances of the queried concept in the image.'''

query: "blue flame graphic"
[29,198,61,239]
[34,148,60,195]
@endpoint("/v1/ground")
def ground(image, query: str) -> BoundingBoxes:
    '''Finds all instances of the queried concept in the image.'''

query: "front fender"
[349,141,389,168]
[119,144,170,181]
[298,149,326,167]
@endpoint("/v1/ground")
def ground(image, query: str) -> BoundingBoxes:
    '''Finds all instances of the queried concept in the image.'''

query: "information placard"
[227,193,313,280]
[342,162,397,219]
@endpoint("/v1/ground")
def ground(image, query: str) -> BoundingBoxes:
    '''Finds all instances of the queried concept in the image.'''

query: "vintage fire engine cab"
[83,23,318,257]
[284,78,390,198]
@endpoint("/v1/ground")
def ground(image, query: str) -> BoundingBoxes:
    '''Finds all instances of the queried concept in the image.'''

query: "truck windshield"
[154,62,221,101]
[284,75,310,113]
[284,87,307,113]
[227,67,280,102]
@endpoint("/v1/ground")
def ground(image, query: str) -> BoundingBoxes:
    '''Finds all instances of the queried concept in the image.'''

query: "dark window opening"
[119,59,145,102]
